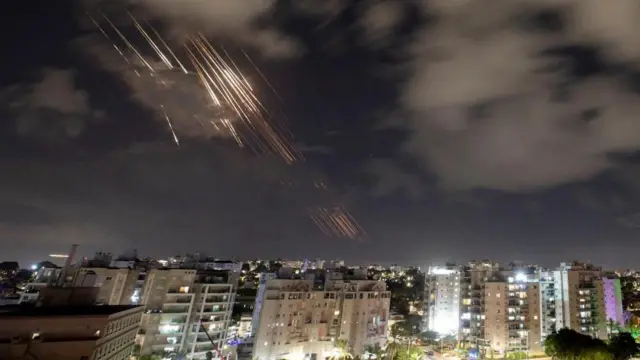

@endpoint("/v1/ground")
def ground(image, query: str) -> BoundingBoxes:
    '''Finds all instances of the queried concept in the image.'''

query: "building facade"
[425,265,460,335]
[483,272,542,356]
[137,268,236,360]
[0,305,142,360]
[73,267,142,305]
[539,262,622,340]
[252,277,391,360]
[459,261,502,342]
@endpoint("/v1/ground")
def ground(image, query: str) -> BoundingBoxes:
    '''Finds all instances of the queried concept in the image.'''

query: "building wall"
[0,306,142,360]
[139,269,198,356]
[483,276,542,356]
[253,279,390,360]
[138,269,236,360]
[94,307,143,360]
[539,264,611,341]
[74,268,141,305]
[601,278,624,326]
[426,266,460,335]
[484,282,507,353]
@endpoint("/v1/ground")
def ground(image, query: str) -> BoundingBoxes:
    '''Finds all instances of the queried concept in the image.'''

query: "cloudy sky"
[2,0,640,268]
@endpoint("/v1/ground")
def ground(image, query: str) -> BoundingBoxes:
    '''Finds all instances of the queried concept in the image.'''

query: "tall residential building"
[0,305,143,360]
[483,270,542,356]
[459,261,502,341]
[251,273,277,337]
[252,275,390,360]
[73,267,142,305]
[137,268,237,360]
[425,265,460,335]
[601,277,624,326]
[539,262,622,340]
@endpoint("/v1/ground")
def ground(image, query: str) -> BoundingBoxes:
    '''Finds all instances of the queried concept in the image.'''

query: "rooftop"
[0,305,141,318]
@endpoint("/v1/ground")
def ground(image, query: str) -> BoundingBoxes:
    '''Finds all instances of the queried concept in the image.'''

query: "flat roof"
[0,305,141,318]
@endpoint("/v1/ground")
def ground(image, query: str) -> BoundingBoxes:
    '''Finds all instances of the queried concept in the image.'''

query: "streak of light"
[87,13,110,39]
[241,49,283,102]
[49,254,69,258]
[143,19,188,74]
[86,12,366,239]
[100,11,154,72]
[161,105,180,147]
[128,10,173,70]
[309,207,367,240]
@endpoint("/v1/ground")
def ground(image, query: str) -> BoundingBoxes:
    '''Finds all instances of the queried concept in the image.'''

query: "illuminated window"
[179,286,189,293]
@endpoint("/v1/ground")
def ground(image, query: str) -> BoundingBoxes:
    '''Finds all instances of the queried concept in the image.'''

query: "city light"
[515,272,528,282]
[30,264,37,270]
[49,254,69,258]
[429,267,457,275]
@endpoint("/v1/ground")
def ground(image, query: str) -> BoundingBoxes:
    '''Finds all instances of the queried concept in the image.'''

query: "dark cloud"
[0,142,342,262]
[360,0,640,192]
[1,68,104,143]
[80,0,302,59]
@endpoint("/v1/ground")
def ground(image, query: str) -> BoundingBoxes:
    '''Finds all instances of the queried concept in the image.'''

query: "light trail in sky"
[87,11,365,240]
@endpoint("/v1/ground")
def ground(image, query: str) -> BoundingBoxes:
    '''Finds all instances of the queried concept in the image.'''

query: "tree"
[544,328,609,360]
[608,332,640,360]
[419,330,438,344]
[365,344,384,360]
[331,339,353,360]
[580,348,614,360]
[138,354,162,360]
[206,351,214,360]
[506,352,527,360]
[394,345,423,360]
[391,315,422,341]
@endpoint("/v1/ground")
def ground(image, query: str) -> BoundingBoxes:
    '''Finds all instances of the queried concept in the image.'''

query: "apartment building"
[252,275,390,360]
[19,265,63,304]
[425,265,460,335]
[539,262,621,340]
[137,268,237,360]
[73,267,142,305]
[459,261,501,341]
[0,304,142,360]
[483,271,542,356]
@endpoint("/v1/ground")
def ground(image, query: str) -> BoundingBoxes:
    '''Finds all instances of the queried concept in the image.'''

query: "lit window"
[32,332,40,340]
[179,286,189,293]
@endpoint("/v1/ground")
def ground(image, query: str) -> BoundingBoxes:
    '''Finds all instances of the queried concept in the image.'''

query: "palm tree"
[385,342,404,360]
[331,339,354,360]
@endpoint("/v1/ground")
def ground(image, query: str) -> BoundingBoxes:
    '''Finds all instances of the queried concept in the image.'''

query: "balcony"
[160,316,188,324]
[165,297,193,304]
[163,307,190,314]
[167,288,193,294]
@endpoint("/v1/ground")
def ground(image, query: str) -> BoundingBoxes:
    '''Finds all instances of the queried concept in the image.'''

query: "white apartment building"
[425,266,460,335]
[539,262,622,340]
[252,277,391,360]
[138,268,237,360]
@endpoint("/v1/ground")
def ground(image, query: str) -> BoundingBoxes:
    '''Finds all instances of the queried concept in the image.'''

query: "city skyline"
[2,1,640,266]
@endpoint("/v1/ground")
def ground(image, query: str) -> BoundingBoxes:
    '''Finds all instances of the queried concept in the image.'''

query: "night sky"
[2,0,640,268]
